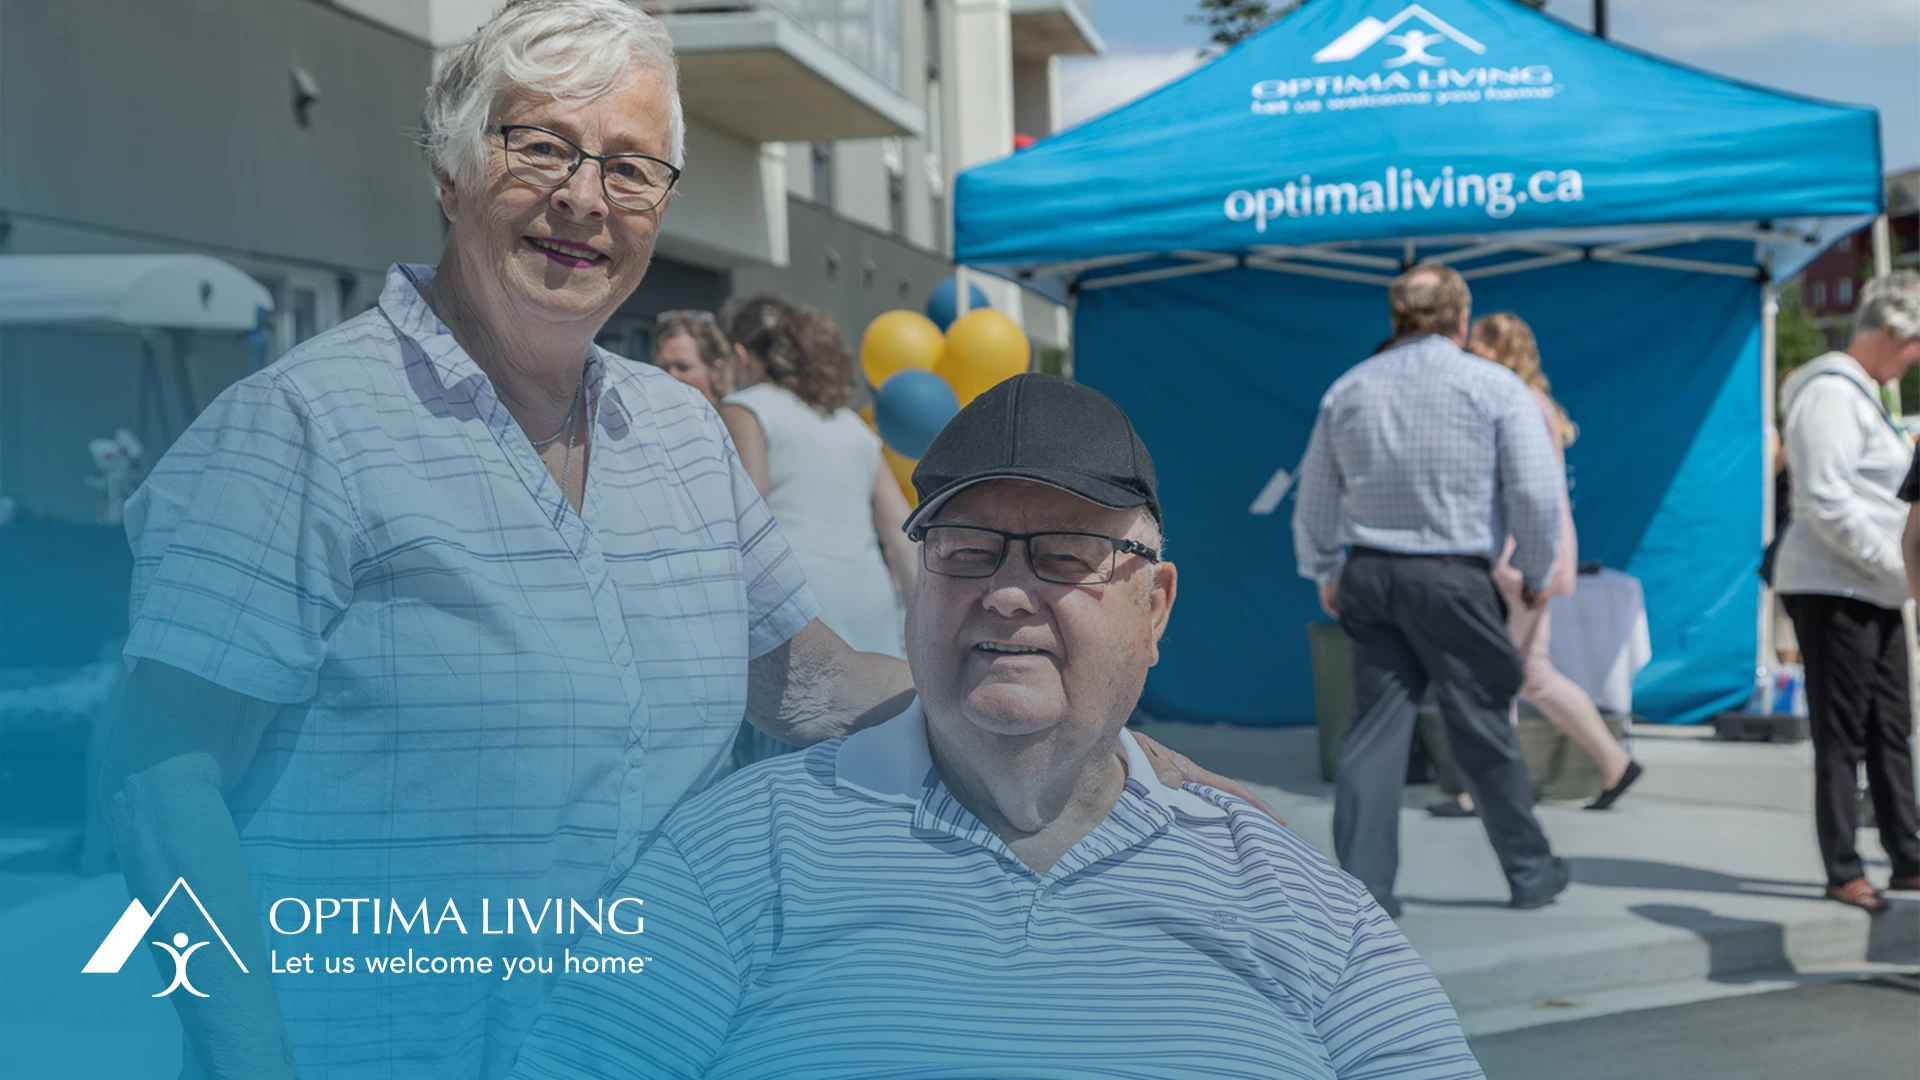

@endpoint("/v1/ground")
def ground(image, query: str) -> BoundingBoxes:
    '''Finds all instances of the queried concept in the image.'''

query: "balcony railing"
[644,1,903,91]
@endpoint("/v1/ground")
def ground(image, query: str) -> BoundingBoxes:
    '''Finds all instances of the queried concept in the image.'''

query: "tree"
[1193,0,1544,52]
[1189,0,1297,50]
[1774,281,1826,382]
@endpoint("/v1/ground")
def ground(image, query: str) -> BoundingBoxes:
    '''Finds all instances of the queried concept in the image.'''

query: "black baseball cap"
[903,373,1159,536]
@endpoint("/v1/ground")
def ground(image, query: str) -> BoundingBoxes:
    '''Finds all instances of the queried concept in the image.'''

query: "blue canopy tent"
[954,0,1883,725]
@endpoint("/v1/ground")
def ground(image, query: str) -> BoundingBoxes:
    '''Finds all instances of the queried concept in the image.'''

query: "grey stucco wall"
[0,0,445,274]
[0,0,446,522]
[732,194,952,363]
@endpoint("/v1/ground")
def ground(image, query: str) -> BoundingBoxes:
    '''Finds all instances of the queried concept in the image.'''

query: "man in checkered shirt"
[1293,263,1569,917]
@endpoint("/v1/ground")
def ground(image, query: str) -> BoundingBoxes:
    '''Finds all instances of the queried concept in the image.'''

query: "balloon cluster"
[860,277,1030,507]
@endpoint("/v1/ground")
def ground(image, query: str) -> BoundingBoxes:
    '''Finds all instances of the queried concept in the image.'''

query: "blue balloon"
[925,277,991,332]
[873,370,959,459]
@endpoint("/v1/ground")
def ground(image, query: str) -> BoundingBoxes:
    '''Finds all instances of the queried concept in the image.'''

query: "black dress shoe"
[1510,857,1572,910]
[1585,761,1644,811]
[1427,797,1478,818]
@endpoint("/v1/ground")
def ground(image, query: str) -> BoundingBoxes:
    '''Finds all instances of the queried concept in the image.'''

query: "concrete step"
[1136,719,1920,1033]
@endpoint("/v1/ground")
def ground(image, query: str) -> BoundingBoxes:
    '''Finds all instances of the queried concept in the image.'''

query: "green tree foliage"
[1773,281,1827,397]
[1189,0,1297,49]
[1193,0,1546,52]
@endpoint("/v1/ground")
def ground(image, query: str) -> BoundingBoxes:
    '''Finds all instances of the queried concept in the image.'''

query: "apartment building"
[1799,168,1920,346]
[0,0,1095,521]
[422,0,1101,354]
[0,0,447,520]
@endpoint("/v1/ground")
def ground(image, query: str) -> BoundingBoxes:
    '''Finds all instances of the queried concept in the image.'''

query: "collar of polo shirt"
[835,698,1229,823]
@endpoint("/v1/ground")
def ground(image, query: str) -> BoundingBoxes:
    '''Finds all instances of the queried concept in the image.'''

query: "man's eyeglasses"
[910,525,1160,586]
[488,124,680,212]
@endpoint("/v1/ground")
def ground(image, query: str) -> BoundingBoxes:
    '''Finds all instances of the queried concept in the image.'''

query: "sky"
[1059,0,1920,174]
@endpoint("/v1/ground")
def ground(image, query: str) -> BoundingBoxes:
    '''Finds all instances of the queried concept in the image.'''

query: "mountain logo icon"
[83,878,249,998]
[1312,4,1487,66]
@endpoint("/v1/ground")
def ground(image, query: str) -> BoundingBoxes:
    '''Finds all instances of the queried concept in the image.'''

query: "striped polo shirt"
[123,263,819,1077]
[512,700,1483,1080]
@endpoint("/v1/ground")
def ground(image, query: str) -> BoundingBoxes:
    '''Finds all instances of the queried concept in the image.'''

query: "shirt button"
[582,554,604,574]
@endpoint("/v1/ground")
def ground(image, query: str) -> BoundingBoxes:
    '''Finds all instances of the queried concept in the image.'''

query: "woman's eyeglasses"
[488,124,680,212]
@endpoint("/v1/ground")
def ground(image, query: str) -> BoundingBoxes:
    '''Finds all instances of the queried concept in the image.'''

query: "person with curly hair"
[721,296,920,765]
[1427,311,1641,820]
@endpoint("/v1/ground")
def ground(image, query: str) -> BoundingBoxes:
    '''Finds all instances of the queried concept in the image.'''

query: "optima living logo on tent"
[1312,4,1485,67]
[1249,3,1560,117]
[84,878,248,998]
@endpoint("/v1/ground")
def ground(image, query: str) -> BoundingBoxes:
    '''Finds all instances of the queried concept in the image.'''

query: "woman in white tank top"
[720,298,918,765]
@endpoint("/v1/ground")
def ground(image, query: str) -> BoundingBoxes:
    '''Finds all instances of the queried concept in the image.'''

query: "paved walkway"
[1468,973,1920,1079]
[1133,719,1920,1034]
[3,724,1915,1077]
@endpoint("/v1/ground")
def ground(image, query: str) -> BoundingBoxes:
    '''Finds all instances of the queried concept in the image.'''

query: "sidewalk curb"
[1424,897,1920,1018]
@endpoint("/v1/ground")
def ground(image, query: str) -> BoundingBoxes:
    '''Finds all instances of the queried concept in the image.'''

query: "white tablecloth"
[1546,568,1652,716]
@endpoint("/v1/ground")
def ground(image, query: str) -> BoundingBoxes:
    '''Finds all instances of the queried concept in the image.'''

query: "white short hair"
[424,0,684,193]
[1854,270,1920,341]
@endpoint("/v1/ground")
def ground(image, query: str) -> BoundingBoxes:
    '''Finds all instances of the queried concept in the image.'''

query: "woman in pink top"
[1432,313,1642,816]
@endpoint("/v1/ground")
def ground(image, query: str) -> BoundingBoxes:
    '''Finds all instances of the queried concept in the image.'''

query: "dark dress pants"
[1781,593,1920,886]
[1334,550,1558,906]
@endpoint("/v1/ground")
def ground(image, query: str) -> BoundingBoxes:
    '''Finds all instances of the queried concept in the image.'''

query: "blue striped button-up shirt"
[512,700,1483,1080]
[1292,335,1563,589]
[122,263,819,1077]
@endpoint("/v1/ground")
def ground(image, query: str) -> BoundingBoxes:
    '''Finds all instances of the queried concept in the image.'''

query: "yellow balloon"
[860,310,945,391]
[882,445,919,508]
[935,309,1030,406]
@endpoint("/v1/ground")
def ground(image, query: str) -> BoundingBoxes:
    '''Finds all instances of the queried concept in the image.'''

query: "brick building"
[1800,167,1920,346]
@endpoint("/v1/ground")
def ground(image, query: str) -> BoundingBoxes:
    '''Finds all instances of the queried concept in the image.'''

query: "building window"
[883,136,906,236]
[1812,281,1827,307]
[1838,278,1853,305]
[811,142,835,208]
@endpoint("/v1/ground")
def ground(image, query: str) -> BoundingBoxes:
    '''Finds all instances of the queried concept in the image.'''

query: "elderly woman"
[1775,271,1920,915]
[98,5,1239,1076]
[96,3,914,1077]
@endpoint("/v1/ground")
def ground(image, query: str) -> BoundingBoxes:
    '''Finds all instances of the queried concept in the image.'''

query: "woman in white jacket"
[1775,270,1920,915]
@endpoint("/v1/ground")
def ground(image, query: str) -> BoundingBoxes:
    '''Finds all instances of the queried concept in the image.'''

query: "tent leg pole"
[1872,216,1903,421]
[1759,282,1778,701]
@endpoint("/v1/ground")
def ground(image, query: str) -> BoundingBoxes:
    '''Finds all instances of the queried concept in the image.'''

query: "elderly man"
[1293,263,1569,916]
[510,374,1483,1080]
